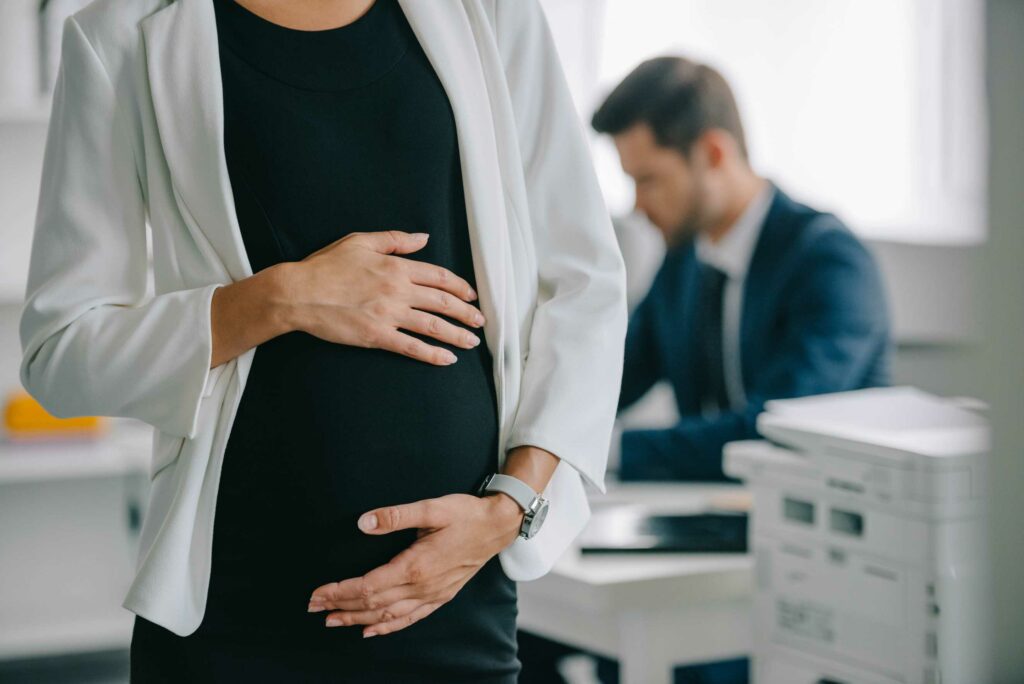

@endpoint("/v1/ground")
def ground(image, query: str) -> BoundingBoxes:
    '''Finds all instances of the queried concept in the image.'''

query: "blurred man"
[594,56,892,481]
[518,55,892,684]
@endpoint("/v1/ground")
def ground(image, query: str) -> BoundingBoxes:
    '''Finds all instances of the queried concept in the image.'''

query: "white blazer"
[19,0,627,637]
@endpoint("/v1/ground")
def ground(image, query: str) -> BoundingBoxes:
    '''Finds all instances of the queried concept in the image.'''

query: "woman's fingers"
[405,260,478,301]
[398,309,481,350]
[293,229,487,365]
[364,601,444,638]
[324,598,422,628]
[314,583,419,613]
[322,597,446,637]
[371,328,458,366]
[311,541,443,608]
[409,284,486,330]
[347,230,431,255]
[312,564,466,612]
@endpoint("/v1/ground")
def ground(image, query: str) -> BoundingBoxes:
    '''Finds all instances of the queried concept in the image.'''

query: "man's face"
[613,122,713,248]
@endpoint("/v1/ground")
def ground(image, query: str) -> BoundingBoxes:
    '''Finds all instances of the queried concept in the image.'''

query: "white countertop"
[0,418,152,484]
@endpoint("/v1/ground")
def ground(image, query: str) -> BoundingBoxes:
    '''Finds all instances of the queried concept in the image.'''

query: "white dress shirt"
[695,181,775,414]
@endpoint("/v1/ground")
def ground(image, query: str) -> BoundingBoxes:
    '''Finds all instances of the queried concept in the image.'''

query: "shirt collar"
[696,181,775,280]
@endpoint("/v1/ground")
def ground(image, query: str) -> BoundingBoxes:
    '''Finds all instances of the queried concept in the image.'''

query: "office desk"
[516,483,753,684]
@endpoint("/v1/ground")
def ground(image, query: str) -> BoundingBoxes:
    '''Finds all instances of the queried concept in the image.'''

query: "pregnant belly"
[210,328,499,595]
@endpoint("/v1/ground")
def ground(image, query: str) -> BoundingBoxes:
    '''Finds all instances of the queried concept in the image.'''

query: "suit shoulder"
[772,190,843,235]
[803,212,871,263]
[795,216,884,299]
[776,193,865,256]
[763,191,877,285]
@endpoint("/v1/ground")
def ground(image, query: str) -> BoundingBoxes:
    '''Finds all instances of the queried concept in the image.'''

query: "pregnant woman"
[19,0,627,681]
[130,0,523,680]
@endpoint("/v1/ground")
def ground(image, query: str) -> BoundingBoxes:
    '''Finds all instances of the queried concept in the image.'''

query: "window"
[541,0,987,244]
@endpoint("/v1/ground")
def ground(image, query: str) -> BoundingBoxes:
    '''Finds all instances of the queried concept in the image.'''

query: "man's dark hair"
[591,56,749,161]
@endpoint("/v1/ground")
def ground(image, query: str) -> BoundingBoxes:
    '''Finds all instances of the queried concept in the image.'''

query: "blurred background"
[1,0,1022,682]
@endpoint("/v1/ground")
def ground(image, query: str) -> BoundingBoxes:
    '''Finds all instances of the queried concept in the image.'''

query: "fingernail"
[467,334,480,347]
[468,288,478,300]
[444,351,458,364]
[326,618,342,627]
[358,513,378,531]
[364,631,377,638]
[308,603,323,613]
[475,314,485,327]
[413,232,429,240]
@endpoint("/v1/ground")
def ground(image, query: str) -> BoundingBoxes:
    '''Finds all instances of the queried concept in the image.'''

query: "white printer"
[724,387,990,684]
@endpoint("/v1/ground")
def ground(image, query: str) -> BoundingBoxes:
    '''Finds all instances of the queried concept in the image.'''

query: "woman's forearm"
[209,263,299,369]
[502,445,560,494]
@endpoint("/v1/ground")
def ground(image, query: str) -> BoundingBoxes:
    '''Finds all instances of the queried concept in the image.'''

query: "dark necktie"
[696,263,730,412]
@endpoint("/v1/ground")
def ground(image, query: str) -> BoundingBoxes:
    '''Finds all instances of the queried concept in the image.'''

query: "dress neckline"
[212,0,412,93]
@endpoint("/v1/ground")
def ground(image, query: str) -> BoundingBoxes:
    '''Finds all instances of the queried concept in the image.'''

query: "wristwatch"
[477,473,550,540]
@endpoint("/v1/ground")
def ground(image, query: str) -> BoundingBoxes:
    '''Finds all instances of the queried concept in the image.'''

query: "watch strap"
[479,473,538,512]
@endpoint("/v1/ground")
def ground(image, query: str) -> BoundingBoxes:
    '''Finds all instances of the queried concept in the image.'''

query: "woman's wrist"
[481,492,526,546]
[261,261,306,335]
[486,490,526,522]
[209,263,300,368]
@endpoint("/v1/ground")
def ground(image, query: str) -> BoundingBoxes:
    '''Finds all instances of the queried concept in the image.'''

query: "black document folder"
[577,508,748,554]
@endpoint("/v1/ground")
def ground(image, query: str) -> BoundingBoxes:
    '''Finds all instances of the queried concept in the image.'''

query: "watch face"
[524,499,550,539]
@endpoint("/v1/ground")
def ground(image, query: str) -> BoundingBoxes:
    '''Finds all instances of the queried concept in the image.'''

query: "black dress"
[129,0,520,681]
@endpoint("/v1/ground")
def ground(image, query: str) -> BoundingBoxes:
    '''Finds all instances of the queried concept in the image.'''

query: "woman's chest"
[219,44,468,268]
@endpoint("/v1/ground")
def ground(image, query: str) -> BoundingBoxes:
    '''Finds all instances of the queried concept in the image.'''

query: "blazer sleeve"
[490,0,629,494]
[620,225,891,481]
[18,17,224,440]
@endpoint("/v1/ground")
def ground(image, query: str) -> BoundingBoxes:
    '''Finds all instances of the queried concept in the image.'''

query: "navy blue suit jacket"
[618,185,892,481]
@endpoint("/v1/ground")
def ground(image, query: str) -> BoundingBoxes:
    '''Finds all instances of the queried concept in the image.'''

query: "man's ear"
[700,128,741,170]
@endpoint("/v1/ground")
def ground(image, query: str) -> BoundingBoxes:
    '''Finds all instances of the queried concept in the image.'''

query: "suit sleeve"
[620,225,890,481]
[491,0,629,494]
[19,17,224,440]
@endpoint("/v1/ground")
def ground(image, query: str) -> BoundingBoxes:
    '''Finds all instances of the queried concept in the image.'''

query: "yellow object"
[3,388,106,439]
[707,490,754,513]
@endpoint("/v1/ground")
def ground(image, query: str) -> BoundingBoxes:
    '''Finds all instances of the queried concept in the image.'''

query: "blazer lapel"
[139,0,508,362]
[397,0,508,358]
[740,185,790,382]
[140,0,252,284]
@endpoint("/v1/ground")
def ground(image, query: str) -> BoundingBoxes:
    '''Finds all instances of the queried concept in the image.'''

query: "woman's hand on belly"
[278,230,486,365]
[306,492,523,637]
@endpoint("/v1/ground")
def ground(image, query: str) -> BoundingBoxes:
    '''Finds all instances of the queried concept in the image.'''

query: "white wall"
[549,0,988,246]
